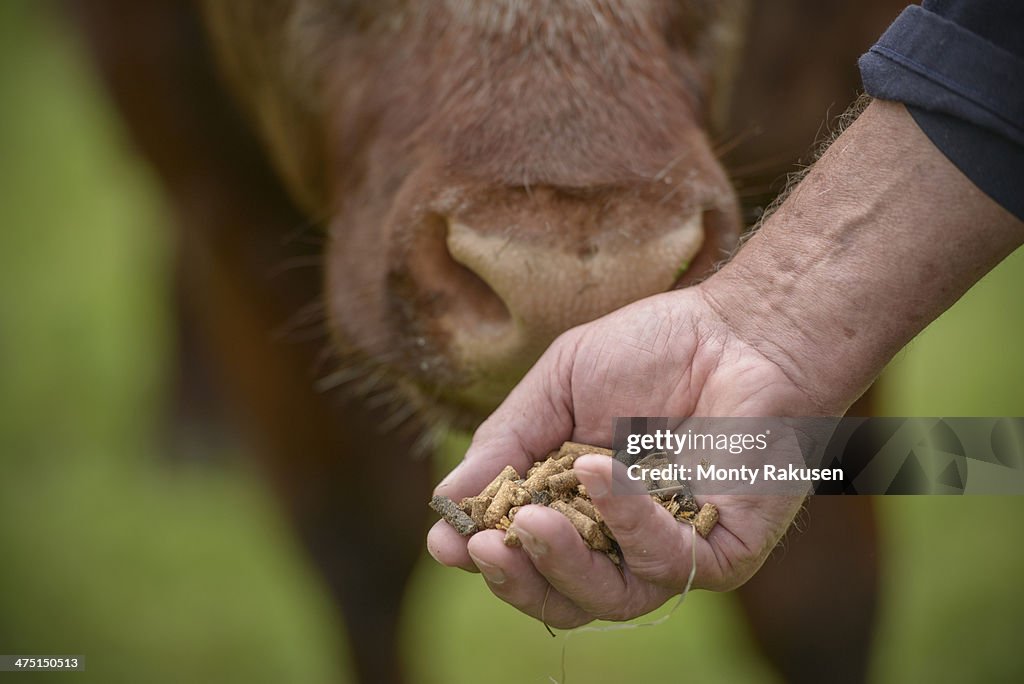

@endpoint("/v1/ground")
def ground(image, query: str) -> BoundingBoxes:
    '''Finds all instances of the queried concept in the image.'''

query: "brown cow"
[69,1,902,682]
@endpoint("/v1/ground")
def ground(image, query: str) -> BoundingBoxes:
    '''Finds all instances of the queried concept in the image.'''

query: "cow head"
[202,0,745,427]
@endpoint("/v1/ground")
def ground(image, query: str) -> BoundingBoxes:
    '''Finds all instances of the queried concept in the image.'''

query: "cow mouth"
[319,204,741,440]
[316,344,509,438]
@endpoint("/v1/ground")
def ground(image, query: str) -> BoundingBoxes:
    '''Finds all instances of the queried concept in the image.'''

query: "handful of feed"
[430,441,719,566]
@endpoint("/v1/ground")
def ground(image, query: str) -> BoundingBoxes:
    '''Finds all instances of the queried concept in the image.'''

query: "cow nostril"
[419,213,512,329]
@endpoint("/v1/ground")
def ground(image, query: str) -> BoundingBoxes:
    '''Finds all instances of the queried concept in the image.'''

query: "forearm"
[700,99,1023,413]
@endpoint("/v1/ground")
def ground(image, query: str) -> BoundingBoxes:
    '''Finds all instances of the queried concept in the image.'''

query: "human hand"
[426,284,834,628]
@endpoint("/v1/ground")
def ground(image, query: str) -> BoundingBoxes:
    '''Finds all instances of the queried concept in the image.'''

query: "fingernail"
[577,458,609,497]
[469,554,506,585]
[513,525,548,558]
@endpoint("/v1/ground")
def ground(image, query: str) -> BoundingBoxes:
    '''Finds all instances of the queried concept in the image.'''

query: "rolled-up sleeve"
[859,1,1024,220]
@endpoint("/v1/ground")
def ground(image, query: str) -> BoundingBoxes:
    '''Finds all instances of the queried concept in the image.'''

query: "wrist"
[694,275,855,416]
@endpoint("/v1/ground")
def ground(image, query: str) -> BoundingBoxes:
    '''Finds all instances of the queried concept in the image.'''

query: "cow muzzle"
[388,183,737,411]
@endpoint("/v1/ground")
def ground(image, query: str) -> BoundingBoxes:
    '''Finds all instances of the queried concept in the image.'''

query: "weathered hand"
[426,284,826,628]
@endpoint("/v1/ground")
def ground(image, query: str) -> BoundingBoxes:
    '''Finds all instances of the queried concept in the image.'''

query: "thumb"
[433,333,578,499]
[573,454,695,588]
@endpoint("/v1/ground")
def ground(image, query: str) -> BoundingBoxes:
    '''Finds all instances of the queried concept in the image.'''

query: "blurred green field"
[2,3,1023,683]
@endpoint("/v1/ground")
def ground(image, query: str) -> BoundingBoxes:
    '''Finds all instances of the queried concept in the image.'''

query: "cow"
[69,1,903,682]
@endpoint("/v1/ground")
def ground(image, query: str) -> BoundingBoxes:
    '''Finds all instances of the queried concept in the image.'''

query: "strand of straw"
[546,521,699,684]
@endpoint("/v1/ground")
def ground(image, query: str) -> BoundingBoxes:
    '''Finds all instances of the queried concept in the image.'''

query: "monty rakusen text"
[623,429,842,485]
[626,462,843,485]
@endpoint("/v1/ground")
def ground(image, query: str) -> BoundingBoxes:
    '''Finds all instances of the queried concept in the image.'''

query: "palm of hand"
[428,287,820,627]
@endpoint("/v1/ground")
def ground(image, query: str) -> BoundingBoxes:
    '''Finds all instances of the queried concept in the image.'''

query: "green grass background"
[2,3,1023,682]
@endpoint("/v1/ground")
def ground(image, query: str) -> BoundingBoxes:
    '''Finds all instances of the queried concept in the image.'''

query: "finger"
[509,505,670,621]
[426,520,478,572]
[573,455,703,589]
[466,530,593,629]
[433,334,578,500]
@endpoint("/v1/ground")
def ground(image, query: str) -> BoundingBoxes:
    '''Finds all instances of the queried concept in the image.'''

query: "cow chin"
[322,312,525,435]
[398,373,519,434]
[397,339,538,432]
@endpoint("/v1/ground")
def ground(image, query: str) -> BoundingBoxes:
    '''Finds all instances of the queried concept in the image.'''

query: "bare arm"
[702,99,1023,414]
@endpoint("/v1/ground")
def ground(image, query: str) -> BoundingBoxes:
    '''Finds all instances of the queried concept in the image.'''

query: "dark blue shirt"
[859,1,1024,219]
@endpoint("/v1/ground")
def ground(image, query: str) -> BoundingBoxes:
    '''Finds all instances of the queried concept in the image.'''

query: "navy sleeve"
[859,1,1024,220]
